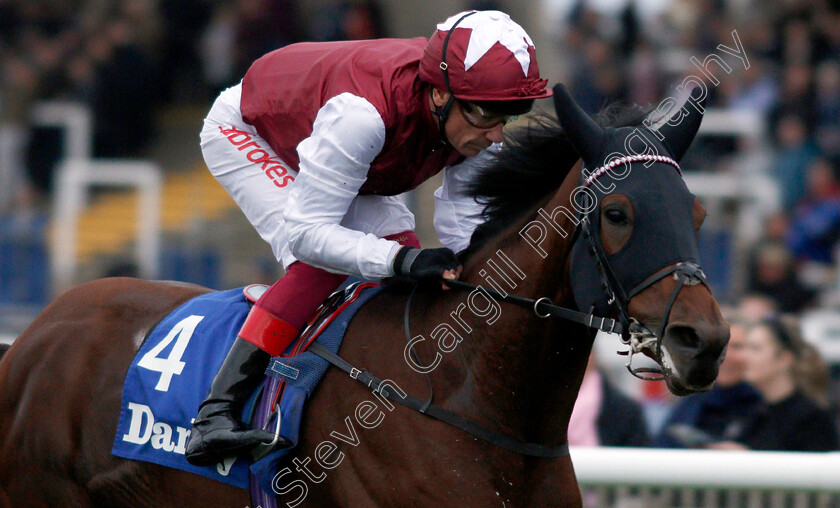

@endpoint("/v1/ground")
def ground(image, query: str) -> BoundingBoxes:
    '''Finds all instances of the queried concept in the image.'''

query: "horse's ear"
[656,86,706,161]
[552,83,604,162]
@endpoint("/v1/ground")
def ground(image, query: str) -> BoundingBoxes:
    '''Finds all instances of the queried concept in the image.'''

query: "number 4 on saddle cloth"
[111,280,383,493]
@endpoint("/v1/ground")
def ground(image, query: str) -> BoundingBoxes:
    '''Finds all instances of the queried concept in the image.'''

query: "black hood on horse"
[553,84,707,318]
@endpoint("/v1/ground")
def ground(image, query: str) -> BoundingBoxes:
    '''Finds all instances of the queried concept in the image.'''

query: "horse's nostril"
[666,324,727,362]
[668,325,701,351]
[664,323,728,390]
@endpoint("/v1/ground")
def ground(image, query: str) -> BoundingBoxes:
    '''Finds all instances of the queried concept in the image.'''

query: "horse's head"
[553,84,729,395]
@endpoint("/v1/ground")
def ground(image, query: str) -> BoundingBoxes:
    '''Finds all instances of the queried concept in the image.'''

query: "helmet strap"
[433,10,476,146]
[430,87,456,146]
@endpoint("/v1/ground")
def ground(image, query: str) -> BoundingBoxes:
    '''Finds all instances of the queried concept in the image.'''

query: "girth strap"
[307,342,570,458]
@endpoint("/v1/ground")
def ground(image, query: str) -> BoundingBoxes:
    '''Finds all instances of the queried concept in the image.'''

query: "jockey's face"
[431,88,505,156]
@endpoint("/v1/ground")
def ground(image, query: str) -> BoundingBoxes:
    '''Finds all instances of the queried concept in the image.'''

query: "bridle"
[578,153,711,379]
[443,153,711,380]
[578,213,710,380]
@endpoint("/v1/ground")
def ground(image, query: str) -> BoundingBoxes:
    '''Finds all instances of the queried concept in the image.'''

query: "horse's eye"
[605,208,628,225]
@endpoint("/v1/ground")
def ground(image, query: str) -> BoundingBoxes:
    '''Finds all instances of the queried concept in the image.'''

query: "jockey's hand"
[393,247,462,288]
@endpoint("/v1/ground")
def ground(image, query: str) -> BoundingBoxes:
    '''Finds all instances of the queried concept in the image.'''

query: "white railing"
[51,159,162,293]
[572,447,840,508]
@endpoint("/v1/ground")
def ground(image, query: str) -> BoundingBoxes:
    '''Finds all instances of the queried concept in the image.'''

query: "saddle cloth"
[111,288,253,487]
[111,282,384,491]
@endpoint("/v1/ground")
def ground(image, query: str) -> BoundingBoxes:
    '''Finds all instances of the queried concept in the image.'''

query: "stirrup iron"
[250,403,283,461]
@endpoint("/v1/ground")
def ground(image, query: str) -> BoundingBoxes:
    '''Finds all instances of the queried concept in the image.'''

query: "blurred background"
[2,0,840,504]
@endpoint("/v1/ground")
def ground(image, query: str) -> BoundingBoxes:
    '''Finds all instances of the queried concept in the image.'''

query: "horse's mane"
[459,103,650,260]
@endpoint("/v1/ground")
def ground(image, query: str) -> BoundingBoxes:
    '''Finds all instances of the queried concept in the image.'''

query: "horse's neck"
[446,166,594,442]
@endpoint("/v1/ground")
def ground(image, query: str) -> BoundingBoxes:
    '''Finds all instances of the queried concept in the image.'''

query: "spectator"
[746,239,816,313]
[569,352,649,447]
[569,37,627,113]
[199,2,238,97]
[736,293,778,322]
[709,316,838,452]
[654,317,761,448]
[309,0,386,42]
[89,18,159,157]
[748,241,817,311]
[778,18,818,66]
[233,0,301,77]
[0,53,38,212]
[742,215,804,313]
[814,61,840,157]
[626,40,662,106]
[158,0,212,101]
[787,157,840,266]
[816,1,840,62]
[339,0,386,40]
[771,112,820,211]
[724,57,778,116]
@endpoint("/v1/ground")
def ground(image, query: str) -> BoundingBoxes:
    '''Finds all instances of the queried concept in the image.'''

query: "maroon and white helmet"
[420,10,552,102]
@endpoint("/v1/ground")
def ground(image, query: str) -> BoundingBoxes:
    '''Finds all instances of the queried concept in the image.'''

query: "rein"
[443,251,707,382]
[442,279,623,333]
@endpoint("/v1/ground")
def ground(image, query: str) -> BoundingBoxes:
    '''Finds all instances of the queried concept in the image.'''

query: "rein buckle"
[533,297,552,318]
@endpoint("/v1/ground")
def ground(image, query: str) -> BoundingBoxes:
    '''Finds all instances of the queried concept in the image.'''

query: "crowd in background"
[574,298,839,452]
[0,0,307,210]
[552,0,840,450]
[555,0,840,312]
[1,0,839,449]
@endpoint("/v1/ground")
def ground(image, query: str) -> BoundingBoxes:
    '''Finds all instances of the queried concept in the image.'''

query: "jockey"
[185,10,552,466]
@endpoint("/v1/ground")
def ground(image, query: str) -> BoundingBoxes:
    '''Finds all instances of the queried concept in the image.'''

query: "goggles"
[457,100,515,129]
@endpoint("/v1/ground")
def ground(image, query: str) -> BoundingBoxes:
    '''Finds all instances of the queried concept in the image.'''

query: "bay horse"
[0,85,729,507]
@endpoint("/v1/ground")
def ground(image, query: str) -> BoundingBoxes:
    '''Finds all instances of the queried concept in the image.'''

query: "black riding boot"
[185,337,290,466]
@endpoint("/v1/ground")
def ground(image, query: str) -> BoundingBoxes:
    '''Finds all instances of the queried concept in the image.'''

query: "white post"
[51,160,162,294]
[30,101,93,161]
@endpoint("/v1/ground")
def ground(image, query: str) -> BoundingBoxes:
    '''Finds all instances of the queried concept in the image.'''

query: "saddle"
[243,280,377,360]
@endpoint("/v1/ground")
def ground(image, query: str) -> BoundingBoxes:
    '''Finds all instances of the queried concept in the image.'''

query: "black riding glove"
[393,247,461,281]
